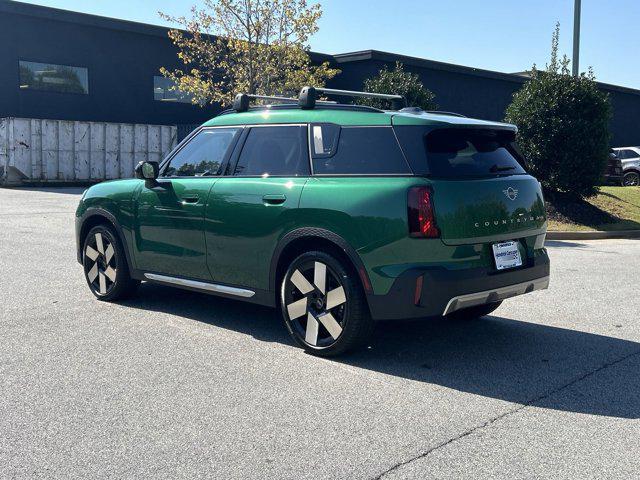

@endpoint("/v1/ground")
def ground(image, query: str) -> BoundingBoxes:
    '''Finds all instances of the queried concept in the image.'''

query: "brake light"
[408,186,440,238]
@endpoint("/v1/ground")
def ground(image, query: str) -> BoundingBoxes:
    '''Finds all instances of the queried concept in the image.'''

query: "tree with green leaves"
[159,0,340,107]
[357,62,436,110]
[505,23,611,199]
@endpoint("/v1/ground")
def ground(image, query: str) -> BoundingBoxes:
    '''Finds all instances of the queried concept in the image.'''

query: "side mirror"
[135,161,159,182]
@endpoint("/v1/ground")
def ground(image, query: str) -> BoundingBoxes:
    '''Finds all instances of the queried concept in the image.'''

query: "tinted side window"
[620,149,640,159]
[164,128,239,177]
[234,126,309,176]
[394,126,431,175]
[312,127,411,175]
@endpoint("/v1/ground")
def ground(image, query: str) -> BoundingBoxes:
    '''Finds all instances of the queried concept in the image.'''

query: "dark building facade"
[1,0,638,146]
[329,51,640,147]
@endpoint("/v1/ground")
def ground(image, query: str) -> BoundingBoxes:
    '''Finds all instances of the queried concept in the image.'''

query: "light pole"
[572,0,581,76]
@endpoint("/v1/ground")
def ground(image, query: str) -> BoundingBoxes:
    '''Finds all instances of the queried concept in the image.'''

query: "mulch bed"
[544,192,619,227]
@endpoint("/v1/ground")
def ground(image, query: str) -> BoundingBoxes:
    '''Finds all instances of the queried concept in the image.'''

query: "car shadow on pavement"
[352,316,640,419]
[121,283,640,419]
[119,283,288,344]
[544,240,588,248]
[10,186,87,195]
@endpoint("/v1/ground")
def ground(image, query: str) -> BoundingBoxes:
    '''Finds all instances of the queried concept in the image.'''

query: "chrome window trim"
[162,122,418,179]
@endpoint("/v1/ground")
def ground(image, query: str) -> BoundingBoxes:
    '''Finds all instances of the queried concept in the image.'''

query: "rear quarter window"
[619,149,640,160]
[311,126,411,175]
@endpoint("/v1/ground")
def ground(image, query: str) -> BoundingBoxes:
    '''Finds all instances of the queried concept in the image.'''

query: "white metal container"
[0,118,177,185]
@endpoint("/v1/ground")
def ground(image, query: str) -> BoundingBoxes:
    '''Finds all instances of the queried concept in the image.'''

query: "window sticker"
[313,126,324,155]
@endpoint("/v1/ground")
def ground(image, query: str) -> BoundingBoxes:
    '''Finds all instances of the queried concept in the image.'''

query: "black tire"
[280,251,374,356]
[446,301,503,321]
[623,171,640,187]
[82,224,139,301]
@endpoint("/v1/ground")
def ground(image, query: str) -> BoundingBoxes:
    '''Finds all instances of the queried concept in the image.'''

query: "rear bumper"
[602,173,623,185]
[366,250,550,320]
[442,276,549,315]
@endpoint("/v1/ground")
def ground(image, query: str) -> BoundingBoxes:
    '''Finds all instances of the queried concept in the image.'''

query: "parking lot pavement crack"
[373,348,640,480]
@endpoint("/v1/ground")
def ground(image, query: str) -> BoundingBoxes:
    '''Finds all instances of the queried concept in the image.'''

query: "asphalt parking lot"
[1,187,639,479]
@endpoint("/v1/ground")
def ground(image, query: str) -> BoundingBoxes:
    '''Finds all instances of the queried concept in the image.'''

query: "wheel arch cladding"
[78,209,134,272]
[270,228,373,300]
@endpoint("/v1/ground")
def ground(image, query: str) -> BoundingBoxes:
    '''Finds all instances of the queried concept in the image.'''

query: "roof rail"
[231,86,406,112]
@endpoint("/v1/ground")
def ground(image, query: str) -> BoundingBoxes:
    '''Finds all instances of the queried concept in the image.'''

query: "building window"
[19,61,88,94]
[154,76,193,104]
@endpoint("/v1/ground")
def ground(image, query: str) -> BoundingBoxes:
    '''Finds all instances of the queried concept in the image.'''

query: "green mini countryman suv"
[76,87,550,356]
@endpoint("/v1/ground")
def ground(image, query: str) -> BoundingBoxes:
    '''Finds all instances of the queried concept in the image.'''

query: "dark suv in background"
[603,149,624,186]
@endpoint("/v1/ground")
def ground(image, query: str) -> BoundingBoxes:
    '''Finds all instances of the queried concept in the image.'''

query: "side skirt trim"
[443,275,550,316]
[143,273,256,298]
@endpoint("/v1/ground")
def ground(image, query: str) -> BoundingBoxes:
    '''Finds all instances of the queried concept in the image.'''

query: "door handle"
[181,194,200,204]
[262,194,286,205]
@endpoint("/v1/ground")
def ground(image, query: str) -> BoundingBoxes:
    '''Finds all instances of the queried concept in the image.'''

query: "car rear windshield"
[395,126,527,177]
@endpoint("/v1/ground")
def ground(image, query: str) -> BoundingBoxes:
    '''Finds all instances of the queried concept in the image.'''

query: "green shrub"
[505,25,611,199]
[357,62,436,111]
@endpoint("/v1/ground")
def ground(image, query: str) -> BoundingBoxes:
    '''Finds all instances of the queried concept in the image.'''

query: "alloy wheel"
[284,260,347,348]
[84,231,117,296]
[623,172,639,187]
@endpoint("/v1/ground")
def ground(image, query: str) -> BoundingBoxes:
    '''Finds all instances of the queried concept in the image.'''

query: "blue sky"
[20,0,640,89]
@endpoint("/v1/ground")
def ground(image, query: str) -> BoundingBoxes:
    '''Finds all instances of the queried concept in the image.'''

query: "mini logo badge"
[503,187,518,201]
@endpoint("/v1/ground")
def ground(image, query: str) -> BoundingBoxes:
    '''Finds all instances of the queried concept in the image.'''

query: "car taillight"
[408,186,440,238]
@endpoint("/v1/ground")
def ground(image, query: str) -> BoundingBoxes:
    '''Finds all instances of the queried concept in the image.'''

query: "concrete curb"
[547,230,640,240]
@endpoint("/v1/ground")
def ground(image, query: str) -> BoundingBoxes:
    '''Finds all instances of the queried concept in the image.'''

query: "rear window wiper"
[489,164,516,173]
